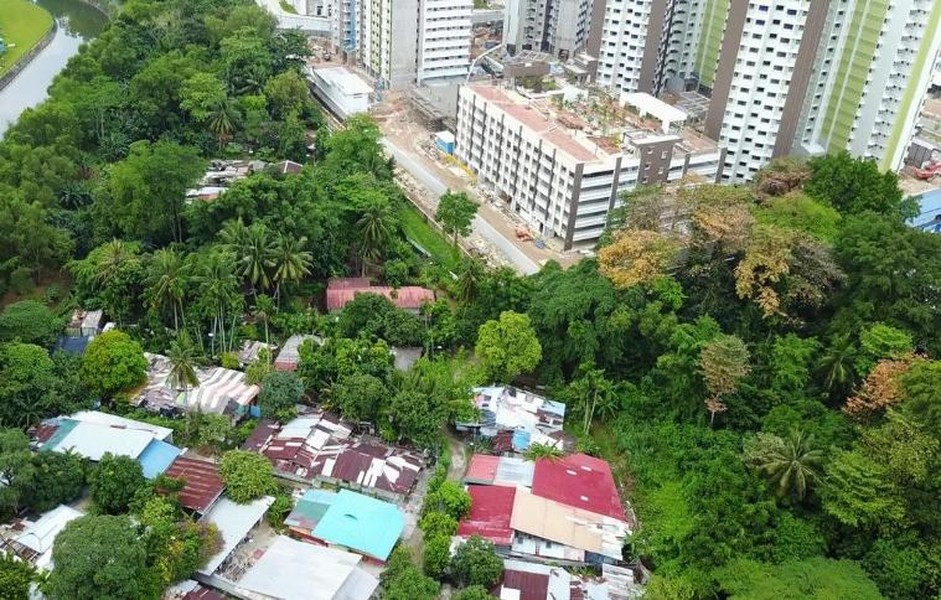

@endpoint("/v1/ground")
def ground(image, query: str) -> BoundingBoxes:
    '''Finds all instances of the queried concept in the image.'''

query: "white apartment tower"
[596,0,941,181]
[354,0,472,88]
[503,0,595,59]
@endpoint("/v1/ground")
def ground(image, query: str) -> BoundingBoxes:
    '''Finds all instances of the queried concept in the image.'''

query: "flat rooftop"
[311,66,373,96]
[465,84,718,163]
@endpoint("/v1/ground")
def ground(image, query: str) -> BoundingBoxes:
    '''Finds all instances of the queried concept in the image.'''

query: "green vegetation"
[278,0,298,13]
[398,201,463,271]
[0,0,54,77]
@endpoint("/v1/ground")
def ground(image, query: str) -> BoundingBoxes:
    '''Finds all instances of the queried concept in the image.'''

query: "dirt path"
[447,434,468,481]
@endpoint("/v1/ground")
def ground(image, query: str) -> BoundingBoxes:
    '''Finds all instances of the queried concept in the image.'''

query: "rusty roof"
[163,457,225,513]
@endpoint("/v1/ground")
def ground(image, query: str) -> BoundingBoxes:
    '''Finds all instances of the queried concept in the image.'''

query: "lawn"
[0,0,54,77]
[397,201,462,272]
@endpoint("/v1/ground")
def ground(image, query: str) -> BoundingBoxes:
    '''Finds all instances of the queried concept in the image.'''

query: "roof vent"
[566,469,577,475]
[580,495,589,502]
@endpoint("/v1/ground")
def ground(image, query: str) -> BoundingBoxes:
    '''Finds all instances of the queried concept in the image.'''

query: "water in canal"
[0,0,108,135]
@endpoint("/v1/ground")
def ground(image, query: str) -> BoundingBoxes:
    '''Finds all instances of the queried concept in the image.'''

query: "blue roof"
[138,439,182,479]
[312,489,404,561]
[56,336,91,355]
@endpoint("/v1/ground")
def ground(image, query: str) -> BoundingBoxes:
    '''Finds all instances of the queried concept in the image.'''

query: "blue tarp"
[511,429,532,452]
[909,189,941,232]
[137,439,182,479]
[312,489,404,561]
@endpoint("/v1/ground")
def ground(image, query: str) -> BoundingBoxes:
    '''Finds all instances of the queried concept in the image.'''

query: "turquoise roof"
[284,489,337,531]
[312,489,404,561]
[42,419,79,451]
[138,439,182,479]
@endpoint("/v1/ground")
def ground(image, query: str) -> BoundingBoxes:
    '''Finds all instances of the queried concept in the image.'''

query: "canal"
[0,0,108,135]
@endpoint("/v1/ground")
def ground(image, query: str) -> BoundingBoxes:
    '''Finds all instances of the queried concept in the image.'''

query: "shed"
[162,457,225,514]
[198,495,275,575]
[274,334,322,372]
[435,131,456,154]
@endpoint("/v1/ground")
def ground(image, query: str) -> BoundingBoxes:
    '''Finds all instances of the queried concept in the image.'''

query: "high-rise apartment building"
[595,0,941,181]
[503,0,595,59]
[334,0,472,88]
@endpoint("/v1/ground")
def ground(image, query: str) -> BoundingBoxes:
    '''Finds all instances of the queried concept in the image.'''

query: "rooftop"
[138,439,183,479]
[248,410,424,496]
[274,334,323,371]
[136,353,260,416]
[12,505,84,570]
[312,65,374,96]
[310,489,405,561]
[465,83,718,164]
[42,419,158,461]
[464,454,535,487]
[198,495,275,575]
[457,485,516,545]
[326,278,436,312]
[531,453,626,522]
[236,535,379,600]
[498,560,644,600]
[459,386,566,451]
[163,457,226,514]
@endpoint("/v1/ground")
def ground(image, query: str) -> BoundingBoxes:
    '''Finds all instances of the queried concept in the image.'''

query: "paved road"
[381,138,540,275]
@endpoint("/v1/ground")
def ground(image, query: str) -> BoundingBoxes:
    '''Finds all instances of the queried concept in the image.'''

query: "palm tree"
[220,220,275,295]
[196,250,240,355]
[746,429,823,501]
[356,200,395,276]
[820,336,856,397]
[271,234,312,302]
[252,294,277,349]
[167,333,200,409]
[208,96,238,151]
[455,259,484,303]
[94,239,140,287]
[145,249,190,331]
[567,363,615,435]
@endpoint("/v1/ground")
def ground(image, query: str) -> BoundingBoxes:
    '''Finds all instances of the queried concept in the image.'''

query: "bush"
[423,534,452,579]
[449,536,503,588]
[89,453,147,514]
[267,493,293,529]
[258,371,304,420]
[80,330,148,399]
[423,480,471,521]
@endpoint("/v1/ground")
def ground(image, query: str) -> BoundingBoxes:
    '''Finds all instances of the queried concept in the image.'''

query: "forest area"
[0,0,939,598]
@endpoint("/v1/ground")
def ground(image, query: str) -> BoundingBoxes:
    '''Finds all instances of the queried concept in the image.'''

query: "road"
[381,138,540,275]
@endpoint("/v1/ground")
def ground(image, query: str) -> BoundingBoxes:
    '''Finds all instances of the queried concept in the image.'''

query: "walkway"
[382,137,540,275]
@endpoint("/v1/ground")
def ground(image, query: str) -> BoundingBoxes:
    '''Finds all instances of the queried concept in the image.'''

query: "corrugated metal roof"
[465,455,500,484]
[531,454,625,521]
[457,485,516,545]
[198,496,274,575]
[326,278,435,311]
[463,387,567,451]
[51,421,155,461]
[312,490,404,561]
[70,411,174,441]
[285,489,337,531]
[138,439,182,479]
[238,535,377,600]
[464,455,534,488]
[163,457,225,514]
[274,334,322,371]
[15,505,83,554]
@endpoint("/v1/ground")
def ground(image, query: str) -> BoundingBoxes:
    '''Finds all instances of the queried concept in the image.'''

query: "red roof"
[326,278,435,311]
[457,485,516,545]
[464,454,499,484]
[531,453,625,521]
[500,569,549,600]
[183,586,225,600]
[163,457,225,514]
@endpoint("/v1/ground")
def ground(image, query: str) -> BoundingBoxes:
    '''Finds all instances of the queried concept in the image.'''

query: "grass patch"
[0,0,54,77]
[278,0,298,13]
[397,201,461,271]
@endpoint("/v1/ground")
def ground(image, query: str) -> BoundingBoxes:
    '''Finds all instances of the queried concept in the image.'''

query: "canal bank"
[0,0,109,135]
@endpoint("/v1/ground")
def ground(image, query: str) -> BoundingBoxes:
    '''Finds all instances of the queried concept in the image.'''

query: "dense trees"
[89,453,147,514]
[475,311,542,382]
[219,450,277,503]
[80,330,147,399]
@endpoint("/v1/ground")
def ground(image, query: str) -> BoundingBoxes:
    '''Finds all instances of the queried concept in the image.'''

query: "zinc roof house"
[246,411,424,499]
[234,535,379,600]
[198,496,275,576]
[163,457,226,514]
[326,278,435,313]
[136,353,260,417]
[0,505,84,571]
[34,411,180,479]
[285,488,405,562]
[456,386,566,452]
[273,334,322,372]
[497,560,645,600]
[457,453,632,565]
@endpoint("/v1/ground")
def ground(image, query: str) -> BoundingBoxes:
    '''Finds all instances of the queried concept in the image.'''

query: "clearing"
[0,0,54,77]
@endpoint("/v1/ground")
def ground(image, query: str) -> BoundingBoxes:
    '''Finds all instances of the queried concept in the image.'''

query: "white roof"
[620,92,688,124]
[198,495,275,575]
[16,505,83,555]
[315,67,374,96]
[238,536,378,600]
[435,131,456,144]
[53,421,156,461]
[70,410,173,441]
[186,367,260,415]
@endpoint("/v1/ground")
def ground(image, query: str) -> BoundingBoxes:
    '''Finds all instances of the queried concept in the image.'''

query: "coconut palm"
[455,259,484,303]
[145,248,190,331]
[220,220,275,295]
[208,96,238,151]
[820,335,856,396]
[746,429,823,501]
[196,250,240,355]
[167,333,200,408]
[356,200,395,276]
[271,234,312,302]
[252,294,277,349]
